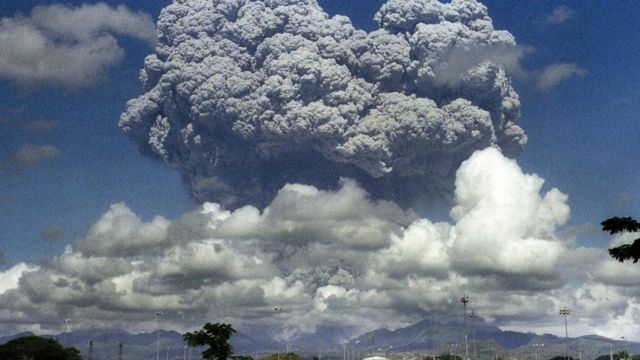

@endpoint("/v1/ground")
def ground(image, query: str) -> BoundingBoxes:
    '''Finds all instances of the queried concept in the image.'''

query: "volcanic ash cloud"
[120,0,527,208]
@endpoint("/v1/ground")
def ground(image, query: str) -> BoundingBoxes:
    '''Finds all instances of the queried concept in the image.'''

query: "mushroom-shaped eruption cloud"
[120,0,527,208]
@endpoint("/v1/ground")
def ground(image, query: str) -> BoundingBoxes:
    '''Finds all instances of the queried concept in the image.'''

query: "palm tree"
[601,217,640,262]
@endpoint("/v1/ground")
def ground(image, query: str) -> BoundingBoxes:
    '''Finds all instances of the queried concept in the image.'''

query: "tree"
[601,217,640,262]
[617,350,632,360]
[439,353,462,360]
[184,322,236,360]
[0,335,81,360]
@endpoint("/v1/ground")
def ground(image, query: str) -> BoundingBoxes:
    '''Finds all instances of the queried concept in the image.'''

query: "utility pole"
[461,295,469,360]
[559,308,571,360]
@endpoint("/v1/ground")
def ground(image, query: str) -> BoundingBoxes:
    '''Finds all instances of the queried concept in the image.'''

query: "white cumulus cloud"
[0,148,613,339]
[0,3,156,88]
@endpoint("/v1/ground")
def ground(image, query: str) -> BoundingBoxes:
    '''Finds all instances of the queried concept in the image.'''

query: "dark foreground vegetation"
[0,335,81,360]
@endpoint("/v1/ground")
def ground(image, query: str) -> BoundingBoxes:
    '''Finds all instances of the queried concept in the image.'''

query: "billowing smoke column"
[120,0,527,208]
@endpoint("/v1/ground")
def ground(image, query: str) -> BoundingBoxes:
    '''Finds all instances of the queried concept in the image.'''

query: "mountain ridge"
[1,320,637,359]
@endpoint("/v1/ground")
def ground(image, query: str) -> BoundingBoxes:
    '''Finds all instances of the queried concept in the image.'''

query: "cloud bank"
[3,148,637,339]
[0,3,156,88]
[120,0,528,209]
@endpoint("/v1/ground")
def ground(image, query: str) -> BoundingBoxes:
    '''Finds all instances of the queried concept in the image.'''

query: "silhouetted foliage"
[617,350,631,360]
[0,335,81,360]
[184,322,236,360]
[602,217,640,262]
[232,356,254,360]
[439,353,463,360]
[548,356,575,360]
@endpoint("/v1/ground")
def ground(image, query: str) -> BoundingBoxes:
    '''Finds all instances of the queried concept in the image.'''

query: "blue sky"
[0,0,639,340]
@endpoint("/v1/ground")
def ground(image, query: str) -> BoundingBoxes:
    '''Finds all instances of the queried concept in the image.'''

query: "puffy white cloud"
[215,179,415,250]
[120,0,528,209]
[0,3,156,88]
[0,148,593,339]
[0,263,39,295]
[535,63,586,90]
[74,202,171,257]
[450,148,569,277]
[592,252,640,287]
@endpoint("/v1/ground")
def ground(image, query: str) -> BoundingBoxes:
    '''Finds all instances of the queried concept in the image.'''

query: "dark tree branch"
[602,216,640,263]
[601,217,640,234]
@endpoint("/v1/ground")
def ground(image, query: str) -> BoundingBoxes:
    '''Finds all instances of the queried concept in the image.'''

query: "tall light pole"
[533,343,544,360]
[432,313,437,360]
[63,318,71,346]
[274,307,282,360]
[450,343,458,360]
[461,295,469,360]
[156,310,164,360]
[559,308,571,360]
[469,310,478,360]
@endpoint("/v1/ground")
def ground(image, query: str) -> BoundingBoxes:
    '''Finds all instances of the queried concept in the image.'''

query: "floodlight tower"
[461,295,469,360]
[88,340,94,360]
[559,308,571,360]
[533,343,545,360]
[274,307,282,360]
[156,310,164,360]
[469,310,478,360]
[63,318,71,346]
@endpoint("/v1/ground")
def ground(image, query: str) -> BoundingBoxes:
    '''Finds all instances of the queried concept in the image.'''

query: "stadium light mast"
[469,310,478,360]
[274,307,282,360]
[533,343,545,360]
[461,295,469,360]
[63,318,71,346]
[432,313,437,360]
[156,310,164,360]
[559,308,571,360]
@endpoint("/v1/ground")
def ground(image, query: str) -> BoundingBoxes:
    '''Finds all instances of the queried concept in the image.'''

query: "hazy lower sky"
[0,0,638,342]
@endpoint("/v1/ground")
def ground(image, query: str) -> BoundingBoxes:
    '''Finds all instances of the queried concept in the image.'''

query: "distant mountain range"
[1,319,637,360]
[347,319,639,360]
